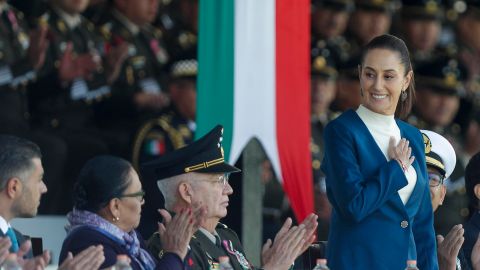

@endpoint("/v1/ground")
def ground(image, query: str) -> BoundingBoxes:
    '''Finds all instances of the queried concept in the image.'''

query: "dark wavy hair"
[360,34,415,120]
[466,152,480,216]
[73,155,133,212]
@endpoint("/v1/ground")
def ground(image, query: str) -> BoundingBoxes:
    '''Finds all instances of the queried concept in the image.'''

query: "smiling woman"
[321,35,438,270]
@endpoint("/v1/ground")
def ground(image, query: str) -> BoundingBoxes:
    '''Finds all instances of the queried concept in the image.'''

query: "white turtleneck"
[356,105,417,205]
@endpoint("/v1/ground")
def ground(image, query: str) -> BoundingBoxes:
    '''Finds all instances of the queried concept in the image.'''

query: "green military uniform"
[133,106,194,168]
[311,0,354,67]
[148,223,258,270]
[31,8,111,128]
[408,56,469,236]
[96,9,169,128]
[0,2,69,214]
[134,56,197,237]
[28,6,116,214]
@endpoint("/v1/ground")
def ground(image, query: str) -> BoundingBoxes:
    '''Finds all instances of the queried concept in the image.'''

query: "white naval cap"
[421,130,457,179]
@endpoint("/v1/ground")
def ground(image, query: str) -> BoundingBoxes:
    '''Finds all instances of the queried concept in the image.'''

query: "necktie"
[6,227,19,253]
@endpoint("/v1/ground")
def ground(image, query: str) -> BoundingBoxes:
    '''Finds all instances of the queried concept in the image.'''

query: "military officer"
[310,45,339,240]
[96,0,170,130]
[133,55,197,236]
[311,0,355,66]
[456,0,480,99]
[0,0,69,214]
[343,0,396,64]
[144,125,318,270]
[408,56,469,236]
[399,0,455,68]
[158,0,198,64]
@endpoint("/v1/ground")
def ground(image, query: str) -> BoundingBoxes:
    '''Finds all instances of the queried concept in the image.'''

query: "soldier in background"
[408,56,469,235]
[96,0,170,133]
[311,0,354,65]
[399,0,453,68]
[133,54,197,237]
[310,46,339,240]
[28,0,130,214]
[456,0,480,99]
[330,55,362,112]
[159,0,198,63]
[344,0,396,62]
[0,0,69,214]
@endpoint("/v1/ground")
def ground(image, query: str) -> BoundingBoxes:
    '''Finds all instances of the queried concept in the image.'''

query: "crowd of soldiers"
[0,0,479,241]
[0,0,198,217]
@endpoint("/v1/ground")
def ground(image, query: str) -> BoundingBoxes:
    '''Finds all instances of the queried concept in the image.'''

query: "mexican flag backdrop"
[196,0,313,222]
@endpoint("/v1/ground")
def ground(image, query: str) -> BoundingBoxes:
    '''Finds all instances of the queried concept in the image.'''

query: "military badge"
[149,39,168,64]
[223,240,253,269]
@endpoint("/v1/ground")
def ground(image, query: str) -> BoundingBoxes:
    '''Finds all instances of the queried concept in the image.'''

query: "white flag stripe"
[231,0,283,180]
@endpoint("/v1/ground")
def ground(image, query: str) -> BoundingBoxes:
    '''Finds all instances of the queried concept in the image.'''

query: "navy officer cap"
[142,125,241,181]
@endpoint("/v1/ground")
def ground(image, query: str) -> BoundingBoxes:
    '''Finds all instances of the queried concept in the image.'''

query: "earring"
[400,90,407,102]
[113,216,120,222]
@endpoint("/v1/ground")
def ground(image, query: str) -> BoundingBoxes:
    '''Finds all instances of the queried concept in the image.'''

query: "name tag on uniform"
[0,65,13,86]
[140,77,161,94]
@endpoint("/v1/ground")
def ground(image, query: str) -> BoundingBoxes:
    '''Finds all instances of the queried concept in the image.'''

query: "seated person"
[145,125,318,270]
[59,155,204,270]
[421,130,467,270]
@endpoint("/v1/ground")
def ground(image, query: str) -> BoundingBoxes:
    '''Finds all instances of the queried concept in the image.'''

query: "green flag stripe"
[197,0,235,161]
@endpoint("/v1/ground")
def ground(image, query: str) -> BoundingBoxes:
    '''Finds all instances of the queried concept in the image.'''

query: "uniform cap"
[421,129,457,179]
[142,125,240,181]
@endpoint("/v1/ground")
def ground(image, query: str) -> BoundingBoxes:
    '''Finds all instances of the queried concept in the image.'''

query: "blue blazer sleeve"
[322,117,408,223]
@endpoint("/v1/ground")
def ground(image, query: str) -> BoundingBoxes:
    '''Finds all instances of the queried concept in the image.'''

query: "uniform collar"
[198,227,219,244]
[0,215,11,234]
[52,6,82,29]
[112,9,139,35]
[0,2,7,14]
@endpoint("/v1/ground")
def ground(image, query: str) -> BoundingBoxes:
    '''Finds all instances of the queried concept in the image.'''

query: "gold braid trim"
[184,157,224,172]
[426,156,445,172]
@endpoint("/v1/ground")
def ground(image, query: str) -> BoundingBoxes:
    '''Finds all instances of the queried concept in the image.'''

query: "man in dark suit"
[0,135,105,269]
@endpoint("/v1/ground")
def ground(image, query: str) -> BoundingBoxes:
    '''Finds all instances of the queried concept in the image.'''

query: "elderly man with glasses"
[144,125,318,270]
[421,130,470,270]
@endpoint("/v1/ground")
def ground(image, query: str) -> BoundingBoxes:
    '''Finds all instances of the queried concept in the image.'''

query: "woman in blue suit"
[321,35,438,269]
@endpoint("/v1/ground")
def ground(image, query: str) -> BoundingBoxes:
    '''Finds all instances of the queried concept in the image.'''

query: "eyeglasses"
[119,189,145,203]
[428,173,445,187]
[201,174,230,187]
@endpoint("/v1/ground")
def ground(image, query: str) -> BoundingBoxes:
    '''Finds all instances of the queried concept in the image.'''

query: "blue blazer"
[59,226,184,270]
[321,110,438,270]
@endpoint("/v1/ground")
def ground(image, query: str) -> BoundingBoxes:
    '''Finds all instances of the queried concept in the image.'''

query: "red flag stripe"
[275,0,314,222]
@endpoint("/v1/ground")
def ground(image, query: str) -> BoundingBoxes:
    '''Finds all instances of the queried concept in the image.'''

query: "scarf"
[66,209,156,270]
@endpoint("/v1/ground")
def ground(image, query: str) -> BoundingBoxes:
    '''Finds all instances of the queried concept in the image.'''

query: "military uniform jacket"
[96,10,168,123]
[148,223,259,270]
[0,4,36,130]
[30,8,108,128]
[134,106,195,237]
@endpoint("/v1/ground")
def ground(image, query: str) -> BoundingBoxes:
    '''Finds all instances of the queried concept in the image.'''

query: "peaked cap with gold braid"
[142,125,240,181]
